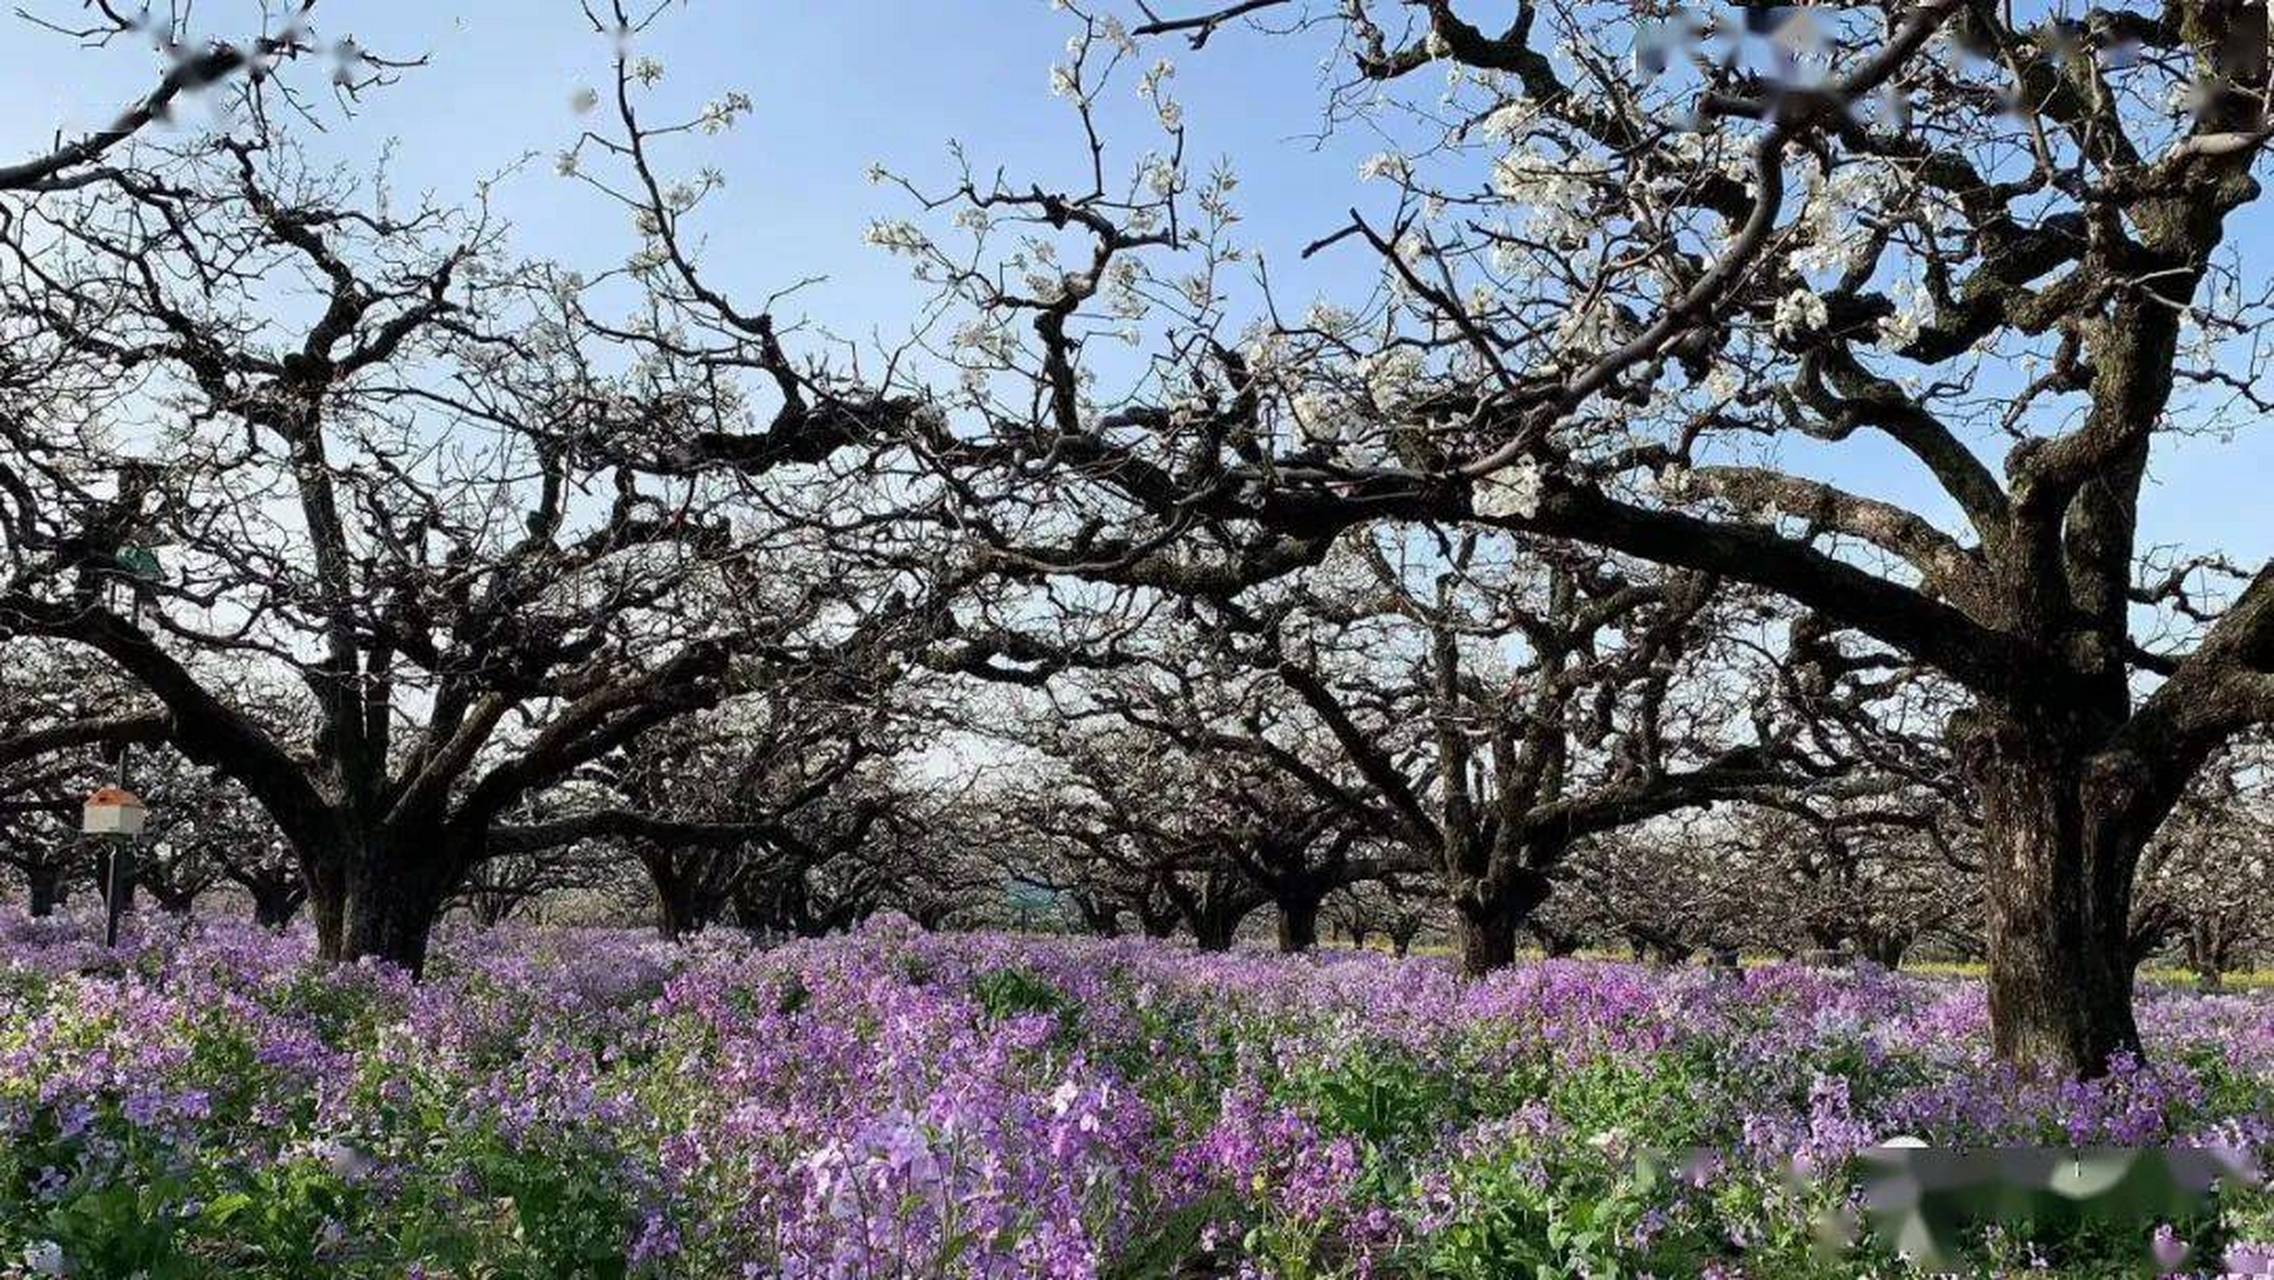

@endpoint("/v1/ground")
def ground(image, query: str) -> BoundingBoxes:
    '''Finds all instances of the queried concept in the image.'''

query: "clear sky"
[1,0,2266,573]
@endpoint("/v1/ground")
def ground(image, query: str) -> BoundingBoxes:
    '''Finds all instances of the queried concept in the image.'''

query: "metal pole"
[104,842,123,948]
[101,584,143,949]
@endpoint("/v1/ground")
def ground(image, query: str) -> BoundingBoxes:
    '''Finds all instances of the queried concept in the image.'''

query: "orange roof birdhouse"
[82,786,147,838]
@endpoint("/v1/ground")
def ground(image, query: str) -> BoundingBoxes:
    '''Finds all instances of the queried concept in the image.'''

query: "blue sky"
[1,0,2266,572]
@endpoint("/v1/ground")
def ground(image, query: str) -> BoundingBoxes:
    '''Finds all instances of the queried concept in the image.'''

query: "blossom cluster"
[0,909,2269,1277]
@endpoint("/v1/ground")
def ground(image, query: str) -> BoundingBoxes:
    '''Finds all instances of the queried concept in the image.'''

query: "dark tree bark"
[1626,924,1696,966]
[1191,913,1237,952]
[0,82,905,978]
[653,871,710,942]
[2185,915,2241,991]
[0,6,364,194]
[248,878,304,929]
[1529,919,1583,959]
[1451,864,1553,977]
[25,861,68,917]
[1072,893,1124,938]
[142,875,205,917]
[641,846,739,942]
[1857,928,1915,969]
[1161,863,1263,953]
[1960,702,2195,1072]
[322,832,475,975]
[1455,905,1518,977]
[1274,885,1324,953]
[1385,916,1421,958]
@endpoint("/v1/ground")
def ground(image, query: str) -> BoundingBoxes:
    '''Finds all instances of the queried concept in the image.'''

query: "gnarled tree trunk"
[1858,929,1914,969]
[1969,714,2155,1075]
[1455,904,1516,976]
[654,877,708,942]
[1191,906,1242,952]
[1274,883,1325,953]
[248,879,303,929]
[1072,894,1123,938]
[25,861,68,918]
[2187,915,2238,992]
[643,848,731,942]
[1451,866,1552,977]
[307,829,471,977]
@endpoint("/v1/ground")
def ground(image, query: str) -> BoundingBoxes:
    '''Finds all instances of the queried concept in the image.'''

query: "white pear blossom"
[1490,143,1598,242]
[1304,302,1357,337]
[569,86,599,114]
[696,92,753,134]
[1360,348,1426,407]
[1289,390,1347,444]
[1876,277,1933,350]
[1793,164,1898,275]
[1472,458,1545,520]
[633,56,665,86]
[1242,331,1287,376]
[1553,297,1630,360]
[1773,288,1829,339]
[863,219,931,256]
[1138,58,1176,101]
[1480,98,1543,141]
[1359,152,1411,183]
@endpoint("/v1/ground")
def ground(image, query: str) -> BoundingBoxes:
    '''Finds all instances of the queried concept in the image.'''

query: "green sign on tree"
[114,547,163,582]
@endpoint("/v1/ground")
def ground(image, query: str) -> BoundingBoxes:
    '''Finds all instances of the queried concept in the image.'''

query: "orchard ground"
[2,909,2272,1278]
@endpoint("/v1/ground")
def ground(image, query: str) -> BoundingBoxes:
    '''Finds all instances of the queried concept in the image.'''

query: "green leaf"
[201,1192,254,1226]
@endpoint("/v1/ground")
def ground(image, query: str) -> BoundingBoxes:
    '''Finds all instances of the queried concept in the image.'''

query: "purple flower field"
[2,911,2271,1278]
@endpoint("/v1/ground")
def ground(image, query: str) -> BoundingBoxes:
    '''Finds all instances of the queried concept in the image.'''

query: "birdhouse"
[82,786,147,838]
